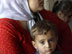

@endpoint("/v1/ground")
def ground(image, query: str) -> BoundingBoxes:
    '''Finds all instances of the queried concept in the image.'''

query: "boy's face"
[57,11,72,23]
[32,30,58,54]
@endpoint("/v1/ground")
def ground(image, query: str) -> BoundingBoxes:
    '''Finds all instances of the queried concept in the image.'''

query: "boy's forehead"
[35,30,56,40]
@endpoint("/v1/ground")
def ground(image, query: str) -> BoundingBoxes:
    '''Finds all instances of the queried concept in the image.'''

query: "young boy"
[31,20,58,54]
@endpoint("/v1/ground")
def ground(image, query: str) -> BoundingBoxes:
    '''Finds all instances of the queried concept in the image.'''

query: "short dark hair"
[52,0,72,15]
[31,20,57,41]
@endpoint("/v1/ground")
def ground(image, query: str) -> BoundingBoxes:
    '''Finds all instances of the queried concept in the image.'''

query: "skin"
[32,30,58,54]
[19,21,28,30]
[28,0,44,12]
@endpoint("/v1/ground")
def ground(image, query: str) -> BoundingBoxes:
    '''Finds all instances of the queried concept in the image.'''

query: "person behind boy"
[52,0,72,23]
[31,20,58,54]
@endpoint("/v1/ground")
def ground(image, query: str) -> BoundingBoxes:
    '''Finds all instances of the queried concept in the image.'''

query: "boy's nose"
[45,42,50,48]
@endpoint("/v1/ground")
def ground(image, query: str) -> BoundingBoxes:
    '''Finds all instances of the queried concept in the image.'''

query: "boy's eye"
[50,40,54,42]
[40,40,45,45]
[49,38,55,43]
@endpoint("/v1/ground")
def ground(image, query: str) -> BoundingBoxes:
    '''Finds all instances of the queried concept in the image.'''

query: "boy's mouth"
[45,49,52,54]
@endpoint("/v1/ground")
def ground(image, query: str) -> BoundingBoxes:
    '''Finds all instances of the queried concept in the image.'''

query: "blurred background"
[44,0,72,31]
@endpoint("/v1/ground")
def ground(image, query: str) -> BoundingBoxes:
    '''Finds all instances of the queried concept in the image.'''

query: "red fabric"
[40,10,72,54]
[0,18,35,54]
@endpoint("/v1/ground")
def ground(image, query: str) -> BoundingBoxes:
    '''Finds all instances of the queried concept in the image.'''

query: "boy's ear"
[57,11,64,19]
[32,41,37,49]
